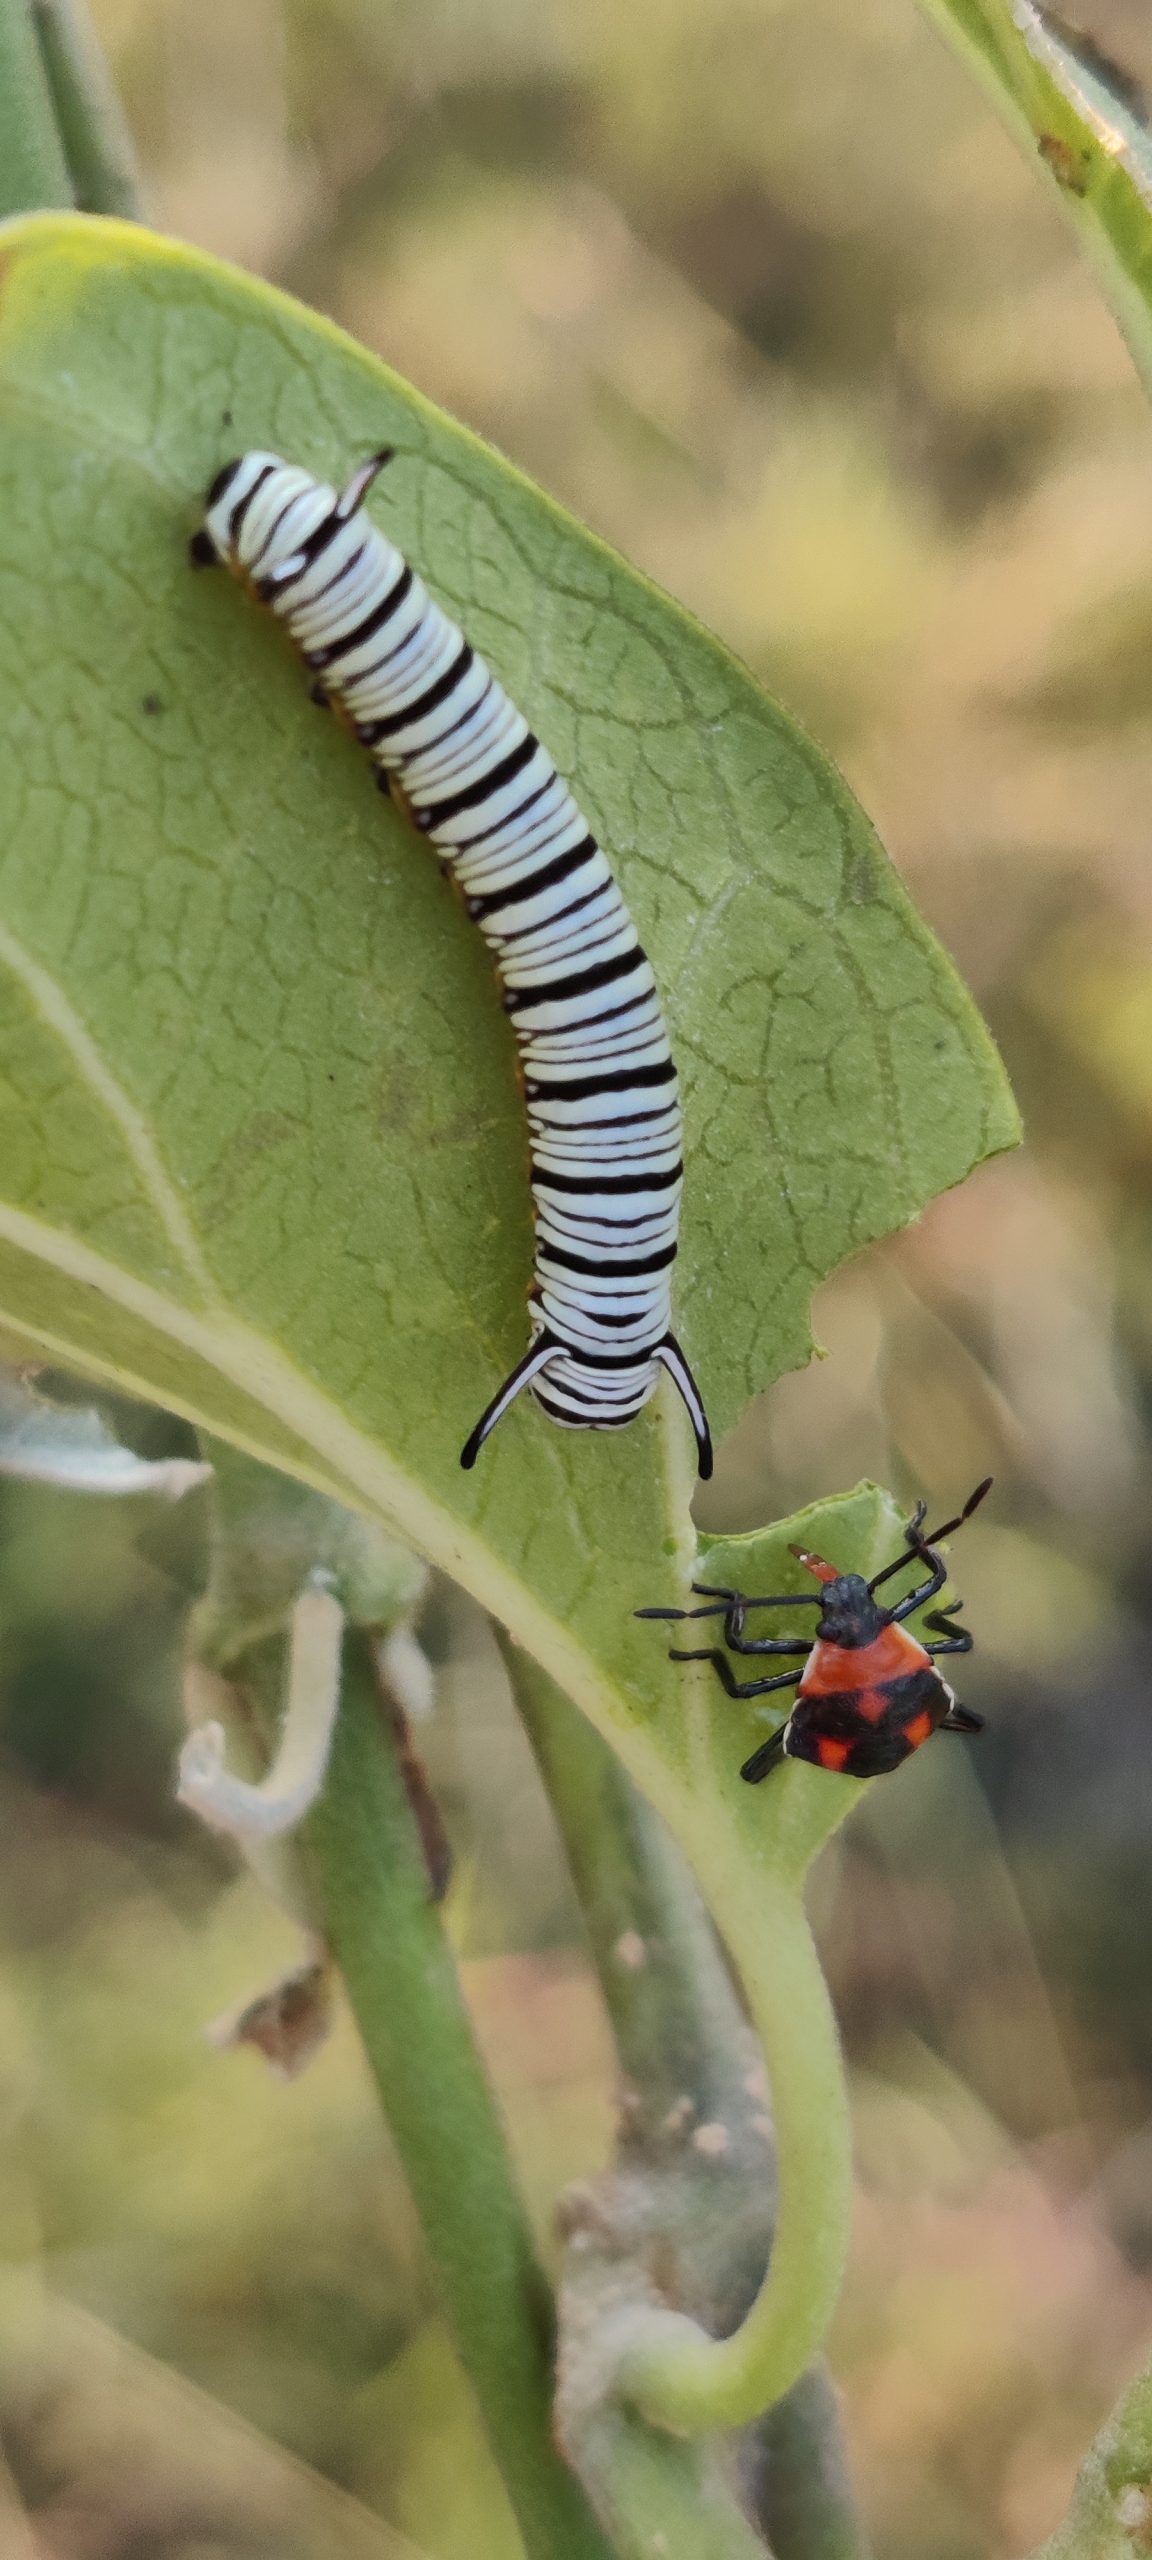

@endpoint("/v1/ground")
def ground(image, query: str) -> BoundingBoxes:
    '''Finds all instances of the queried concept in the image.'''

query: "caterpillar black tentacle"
[194,450,713,1479]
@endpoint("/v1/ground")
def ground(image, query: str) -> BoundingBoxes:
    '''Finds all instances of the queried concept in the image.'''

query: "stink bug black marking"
[637,1479,991,1783]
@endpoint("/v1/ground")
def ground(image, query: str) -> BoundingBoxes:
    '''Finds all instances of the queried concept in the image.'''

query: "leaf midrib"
[0,912,216,1301]
[0,1186,691,1738]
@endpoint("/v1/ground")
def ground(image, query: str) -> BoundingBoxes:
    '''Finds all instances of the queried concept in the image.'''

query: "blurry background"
[5,0,1152,2551]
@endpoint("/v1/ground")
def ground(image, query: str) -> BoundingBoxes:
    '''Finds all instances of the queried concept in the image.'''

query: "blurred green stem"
[1032,2351,1152,2558]
[511,1653,868,2557]
[751,2368,870,2560]
[0,0,71,213]
[305,1631,615,2560]
[31,0,144,217]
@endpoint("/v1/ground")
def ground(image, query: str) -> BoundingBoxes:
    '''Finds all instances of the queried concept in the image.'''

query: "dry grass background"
[5,1,1152,2550]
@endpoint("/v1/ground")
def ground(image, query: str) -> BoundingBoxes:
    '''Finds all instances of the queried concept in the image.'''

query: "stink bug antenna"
[920,1475,993,1548]
[869,1476,993,1595]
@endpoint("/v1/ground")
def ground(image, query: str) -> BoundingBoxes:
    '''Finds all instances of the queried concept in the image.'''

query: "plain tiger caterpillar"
[192,450,712,1478]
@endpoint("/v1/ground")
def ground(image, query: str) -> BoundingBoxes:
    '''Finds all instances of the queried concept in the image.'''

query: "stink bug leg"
[667,1649,804,1702]
[740,1727,789,1784]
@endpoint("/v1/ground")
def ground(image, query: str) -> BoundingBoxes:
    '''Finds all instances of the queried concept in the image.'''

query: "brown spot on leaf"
[1039,133,1091,194]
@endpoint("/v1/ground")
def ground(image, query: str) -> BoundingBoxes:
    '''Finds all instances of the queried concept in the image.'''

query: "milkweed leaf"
[0,209,1015,1747]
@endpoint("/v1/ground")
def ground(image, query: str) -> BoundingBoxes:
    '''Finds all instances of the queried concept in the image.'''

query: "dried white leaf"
[0,1374,211,1499]
[178,1578,343,1843]
[374,1623,435,1722]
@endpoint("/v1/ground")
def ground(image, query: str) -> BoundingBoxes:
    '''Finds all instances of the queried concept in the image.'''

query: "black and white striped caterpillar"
[192,450,712,1478]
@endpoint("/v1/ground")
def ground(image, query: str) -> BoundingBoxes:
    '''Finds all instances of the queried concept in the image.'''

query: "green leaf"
[916,0,1152,403]
[0,209,1015,1719]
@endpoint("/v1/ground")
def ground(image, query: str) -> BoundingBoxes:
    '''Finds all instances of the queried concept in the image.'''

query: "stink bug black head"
[636,1478,991,1786]
[790,1560,885,1650]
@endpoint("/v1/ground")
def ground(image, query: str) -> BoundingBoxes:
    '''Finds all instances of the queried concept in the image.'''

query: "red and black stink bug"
[637,1480,991,1783]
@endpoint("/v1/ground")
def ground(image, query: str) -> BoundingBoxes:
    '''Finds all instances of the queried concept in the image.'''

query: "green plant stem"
[514,1648,751,2134]
[510,1548,858,2442]
[306,1631,615,2560]
[0,0,71,213]
[569,2407,771,2560]
[513,1656,868,2557]
[1032,2351,1152,2558]
[513,1649,772,2545]
[31,0,143,217]
[606,1808,851,2436]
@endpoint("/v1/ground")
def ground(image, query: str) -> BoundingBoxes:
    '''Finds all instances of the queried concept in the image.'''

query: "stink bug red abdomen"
[636,1480,991,1785]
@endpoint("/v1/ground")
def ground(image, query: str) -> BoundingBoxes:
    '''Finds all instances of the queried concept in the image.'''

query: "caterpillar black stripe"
[192,450,712,1478]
